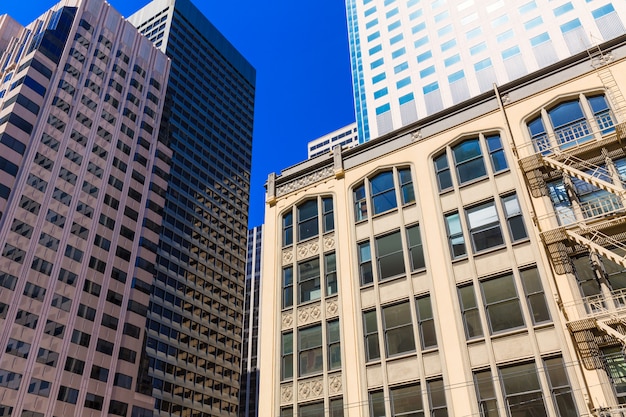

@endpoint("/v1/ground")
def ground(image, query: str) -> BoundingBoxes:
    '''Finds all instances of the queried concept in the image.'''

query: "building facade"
[0,1,170,416]
[345,0,626,142]
[259,34,626,416]
[239,226,263,417]
[308,123,359,159]
[128,1,256,416]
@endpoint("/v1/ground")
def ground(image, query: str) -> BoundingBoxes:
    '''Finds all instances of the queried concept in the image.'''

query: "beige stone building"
[259,33,626,417]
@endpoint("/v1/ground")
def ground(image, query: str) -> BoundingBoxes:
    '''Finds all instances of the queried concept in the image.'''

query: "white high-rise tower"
[346,0,626,141]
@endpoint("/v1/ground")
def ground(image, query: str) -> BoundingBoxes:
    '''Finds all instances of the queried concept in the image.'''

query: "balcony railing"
[525,111,617,157]
[563,288,626,320]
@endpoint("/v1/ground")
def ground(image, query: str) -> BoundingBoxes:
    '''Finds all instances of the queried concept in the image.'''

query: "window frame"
[416,295,437,349]
[298,324,323,377]
[382,301,416,357]
[466,200,504,253]
[282,195,335,247]
[327,319,341,370]
[298,257,321,304]
[363,310,380,361]
[480,273,525,334]
[375,230,406,281]
[525,92,616,153]
[359,241,374,285]
[352,166,415,221]
[452,138,487,185]
[458,283,483,339]
[281,331,293,381]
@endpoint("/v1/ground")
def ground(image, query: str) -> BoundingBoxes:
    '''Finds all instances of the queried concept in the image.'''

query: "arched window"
[526,93,615,152]
[282,196,334,246]
[434,133,507,191]
[352,166,415,220]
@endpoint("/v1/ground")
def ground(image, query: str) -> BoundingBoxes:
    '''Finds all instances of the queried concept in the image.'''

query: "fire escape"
[517,45,626,415]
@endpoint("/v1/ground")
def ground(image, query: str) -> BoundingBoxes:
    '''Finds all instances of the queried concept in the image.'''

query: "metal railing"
[521,112,618,158]
[563,288,626,320]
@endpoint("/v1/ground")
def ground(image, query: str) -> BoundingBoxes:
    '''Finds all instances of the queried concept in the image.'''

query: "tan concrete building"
[259,34,626,416]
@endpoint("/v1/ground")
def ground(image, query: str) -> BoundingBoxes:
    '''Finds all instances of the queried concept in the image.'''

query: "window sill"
[297,298,322,308]
[532,321,553,330]
[386,350,417,361]
[493,168,511,177]
[457,174,489,189]
[378,274,407,285]
[511,237,531,247]
[472,243,507,258]
[489,326,528,340]
[371,208,399,220]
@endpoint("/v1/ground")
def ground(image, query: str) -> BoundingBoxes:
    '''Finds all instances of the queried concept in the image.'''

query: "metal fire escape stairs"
[518,43,626,351]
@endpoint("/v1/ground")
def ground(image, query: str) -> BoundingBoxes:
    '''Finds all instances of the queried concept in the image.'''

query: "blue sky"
[2,0,355,227]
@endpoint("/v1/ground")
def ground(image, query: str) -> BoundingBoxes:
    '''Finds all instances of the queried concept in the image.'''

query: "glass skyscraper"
[0,0,170,416]
[128,1,256,416]
[238,226,262,417]
[346,0,626,142]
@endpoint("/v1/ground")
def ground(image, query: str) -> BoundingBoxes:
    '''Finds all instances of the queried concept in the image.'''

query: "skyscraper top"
[129,0,256,85]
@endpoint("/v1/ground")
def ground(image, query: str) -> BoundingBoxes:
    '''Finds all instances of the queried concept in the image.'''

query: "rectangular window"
[323,197,334,233]
[298,200,319,241]
[363,310,380,361]
[359,241,373,285]
[298,258,321,303]
[281,332,293,380]
[445,212,466,258]
[458,284,483,339]
[383,301,415,356]
[428,379,448,416]
[300,402,324,417]
[474,369,498,416]
[328,320,341,370]
[502,194,527,242]
[434,153,452,191]
[325,252,338,296]
[544,356,578,415]
[416,295,436,349]
[466,201,504,252]
[391,384,423,415]
[398,168,415,204]
[354,184,368,221]
[283,212,293,246]
[481,274,524,333]
[500,363,546,415]
[371,171,397,214]
[282,267,293,309]
[376,231,405,280]
[407,224,425,271]
[370,390,385,417]
[520,267,550,323]
[298,325,322,376]
[486,134,507,172]
[453,139,486,184]
[330,398,344,417]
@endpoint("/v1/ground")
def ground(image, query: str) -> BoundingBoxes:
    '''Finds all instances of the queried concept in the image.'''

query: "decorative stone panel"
[326,299,339,318]
[280,383,293,404]
[297,376,324,401]
[276,166,335,197]
[328,373,342,395]
[323,233,335,251]
[282,248,294,266]
[282,311,294,329]
[297,303,322,326]
[296,240,320,261]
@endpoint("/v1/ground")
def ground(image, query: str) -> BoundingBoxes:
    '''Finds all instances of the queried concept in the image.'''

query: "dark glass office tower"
[128,1,256,416]
[239,226,262,417]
